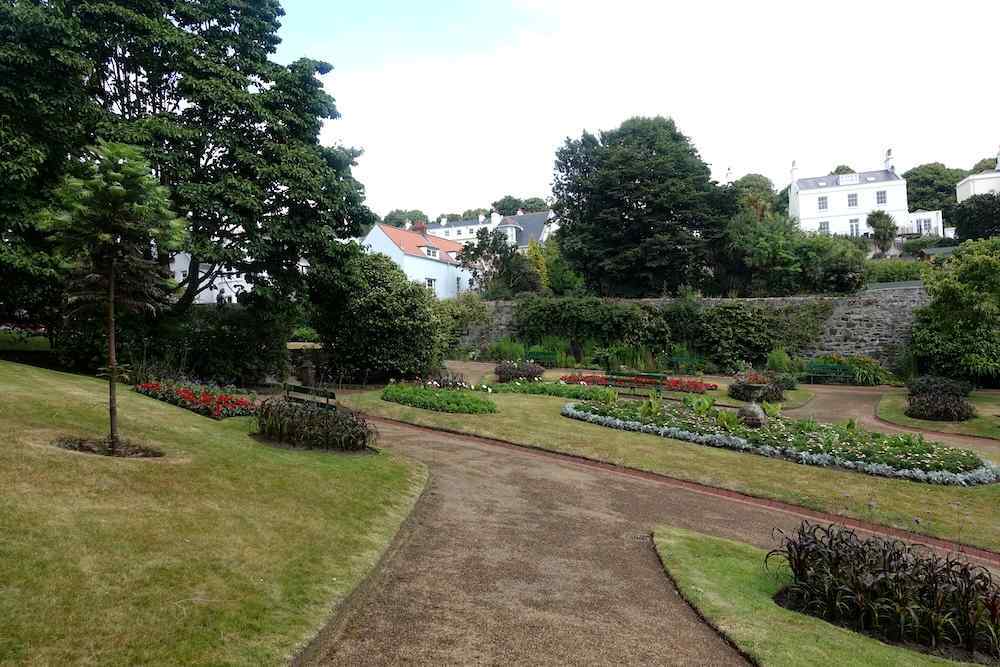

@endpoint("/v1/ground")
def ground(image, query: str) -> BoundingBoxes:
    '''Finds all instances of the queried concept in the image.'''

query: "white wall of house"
[903,210,945,236]
[169,253,251,305]
[956,171,1000,202]
[362,226,473,300]
[792,178,910,237]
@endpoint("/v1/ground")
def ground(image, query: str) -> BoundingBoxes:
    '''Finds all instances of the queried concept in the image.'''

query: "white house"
[361,223,473,299]
[956,147,1000,202]
[424,210,559,251]
[169,253,252,305]
[789,150,945,237]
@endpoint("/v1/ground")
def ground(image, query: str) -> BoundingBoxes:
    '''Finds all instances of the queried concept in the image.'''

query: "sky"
[275,0,1000,219]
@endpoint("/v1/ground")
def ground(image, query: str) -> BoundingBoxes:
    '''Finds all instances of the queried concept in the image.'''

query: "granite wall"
[459,285,929,362]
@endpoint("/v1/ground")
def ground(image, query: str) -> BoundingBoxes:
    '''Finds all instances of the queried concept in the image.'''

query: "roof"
[796,170,901,191]
[430,217,488,230]
[497,211,552,247]
[376,224,465,264]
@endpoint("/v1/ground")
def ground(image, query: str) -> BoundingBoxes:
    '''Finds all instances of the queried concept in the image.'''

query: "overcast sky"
[276,0,1000,218]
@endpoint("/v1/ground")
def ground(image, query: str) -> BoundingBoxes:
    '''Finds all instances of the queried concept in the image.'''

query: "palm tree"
[867,210,898,255]
[44,141,185,451]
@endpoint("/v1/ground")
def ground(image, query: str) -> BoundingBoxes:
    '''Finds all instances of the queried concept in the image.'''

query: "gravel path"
[297,421,823,666]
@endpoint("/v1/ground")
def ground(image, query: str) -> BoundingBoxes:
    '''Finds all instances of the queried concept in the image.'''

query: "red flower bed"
[560,374,718,394]
[135,381,256,419]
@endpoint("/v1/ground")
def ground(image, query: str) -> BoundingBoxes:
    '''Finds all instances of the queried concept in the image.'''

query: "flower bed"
[382,383,496,414]
[560,374,718,394]
[488,380,618,403]
[134,381,256,419]
[562,401,999,486]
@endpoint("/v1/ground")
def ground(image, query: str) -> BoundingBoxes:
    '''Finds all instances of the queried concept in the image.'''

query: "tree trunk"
[108,257,118,452]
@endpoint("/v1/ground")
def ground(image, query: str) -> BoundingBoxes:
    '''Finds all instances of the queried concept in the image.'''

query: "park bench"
[527,350,559,368]
[274,382,337,409]
[800,362,853,385]
[606,371,672,396]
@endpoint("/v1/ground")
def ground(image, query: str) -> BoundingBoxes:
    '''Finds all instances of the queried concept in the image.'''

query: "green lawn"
[653,526,962,666]
[0,362,425,665]
[0,331,50,351]
[341,390,1000,552]
[878,390,1000,441]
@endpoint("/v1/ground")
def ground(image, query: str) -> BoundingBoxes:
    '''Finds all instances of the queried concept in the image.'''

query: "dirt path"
[298,421,793,665]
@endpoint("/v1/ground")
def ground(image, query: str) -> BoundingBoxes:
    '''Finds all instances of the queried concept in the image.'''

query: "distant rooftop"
[797,170,901,190]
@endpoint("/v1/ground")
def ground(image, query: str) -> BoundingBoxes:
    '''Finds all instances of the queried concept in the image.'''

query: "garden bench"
[800,362,852,385]
[276,382,337,410]
[606,372,668,396]
[528,351,559,368]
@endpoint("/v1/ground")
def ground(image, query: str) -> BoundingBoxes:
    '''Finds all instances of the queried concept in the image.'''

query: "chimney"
[725,166,733,182]
[790,160,798,184]
[884,148,895,172]
[412,221,427,234]
[404,220,412,230]
[490,211,502,225]
[478,214,485,223]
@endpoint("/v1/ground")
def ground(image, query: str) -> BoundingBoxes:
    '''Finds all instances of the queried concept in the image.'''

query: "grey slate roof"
[796,170,901,190]
[497,211,552,247]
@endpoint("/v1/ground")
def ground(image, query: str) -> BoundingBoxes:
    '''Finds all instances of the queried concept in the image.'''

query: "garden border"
[561,403,1000,486]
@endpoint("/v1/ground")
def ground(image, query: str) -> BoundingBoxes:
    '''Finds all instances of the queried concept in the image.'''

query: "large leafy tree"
[830,165,855,175]
[383,209,428,228]
[912,238,1000,381]
[971,157,998,173]
[457,228,541,297]
[902,162,966,222]
[952,193,1000,240]
[43,142,185,450]
[31,1,374,310]
[552,116,737,296]
[733,173,776,222]
[490,195,548,215]
[461,207,490,220]
[867,210,897,254]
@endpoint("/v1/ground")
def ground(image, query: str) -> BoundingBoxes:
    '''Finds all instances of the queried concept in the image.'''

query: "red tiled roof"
[378,224,464,264]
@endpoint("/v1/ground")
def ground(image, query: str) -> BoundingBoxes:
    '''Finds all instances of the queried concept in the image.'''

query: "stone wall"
[459,285,929,362]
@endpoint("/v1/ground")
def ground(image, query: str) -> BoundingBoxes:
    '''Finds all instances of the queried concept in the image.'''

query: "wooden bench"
[527,351,559,368]
[800,362,853,385]
[606,371,670,396]
[275,382,337,409]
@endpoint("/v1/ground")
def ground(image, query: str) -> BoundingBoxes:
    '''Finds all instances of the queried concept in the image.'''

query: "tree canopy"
[830,165,856,175]
[383,209,429,228]
[867,210,898,254]
[491,195,549,215]
[902,162,966,222]
[552,116,737,296]
[971,157,998,173]
[457,228,541,298]
[952,193,1000,241]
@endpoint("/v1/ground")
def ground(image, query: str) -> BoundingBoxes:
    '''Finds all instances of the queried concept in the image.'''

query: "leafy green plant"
[381,383,497,414]
[640,392,663,421]
[906,394,976,422]
[488,337,527,362]
[761,401,782,418]
[766,347,793,373]
[715,410,740,430]
[766,522,1000,659]
[494,360,544,383]
[253,398,376,451]
[486,381,617,404]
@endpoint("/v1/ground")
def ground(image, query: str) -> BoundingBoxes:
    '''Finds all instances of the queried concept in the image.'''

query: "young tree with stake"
[44,142,185,451]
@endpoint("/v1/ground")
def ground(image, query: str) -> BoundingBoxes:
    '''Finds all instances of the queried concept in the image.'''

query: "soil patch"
[55,436,164,458]
[774,587,999,666]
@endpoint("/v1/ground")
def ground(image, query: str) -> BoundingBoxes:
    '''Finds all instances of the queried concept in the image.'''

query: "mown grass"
[0,362,425,665]
[341,390,1000,552]
[653,526,962,666]
[878,390,1000,441]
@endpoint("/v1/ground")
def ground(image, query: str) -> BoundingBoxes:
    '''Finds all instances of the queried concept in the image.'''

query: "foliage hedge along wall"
[134,381,256,419]
[512,296,833,371]
[562,400,999,486]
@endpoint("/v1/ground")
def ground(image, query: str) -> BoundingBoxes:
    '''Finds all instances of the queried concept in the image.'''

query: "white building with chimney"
[424,210,559,251]
[789,150,946,237]
[956,146,1000,203]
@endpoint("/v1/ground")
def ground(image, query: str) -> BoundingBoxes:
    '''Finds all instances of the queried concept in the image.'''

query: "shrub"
[728,381,784,403]
[487,337,526,362]
[253,398,376,451]
[863,258,924,284]
[766,347,793,373]
[907,375,973,398]
[495,360,544,383]
[905,393,977,422]
[381,383,497,414]
[433,292,489,353]
[767,522,1000,658]
[290,325,320,343]
[134,380,256,419]
[771,373,798,391]
[486,381,617,404]
[309,251,446,382]
[807,354,893,386]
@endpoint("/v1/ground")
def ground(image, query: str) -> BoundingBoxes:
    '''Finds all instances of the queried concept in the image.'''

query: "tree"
[308,249,445,381]
[383,209,428,228]
[867,210,898,254]
[902,163,966,222]
[521,197,549,212]
[553,116,737,296]
[912,238,1000,380]
[461,208,490,220]
[830,165,855,175]
[952,193,1000,240]
[971,157,998,173]
[543,238,585,296]
[457,228,541,298]
[491,195,524,216]
[732,174,776,222]
[526,240,549,289]
[43,142,185,450]
[776,185,790,215]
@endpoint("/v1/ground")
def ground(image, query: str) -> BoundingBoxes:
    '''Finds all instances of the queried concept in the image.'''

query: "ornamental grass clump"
[767,522,1000,660]
[382,383,497,414]
[563,398,998,485]
[253,398,376,451]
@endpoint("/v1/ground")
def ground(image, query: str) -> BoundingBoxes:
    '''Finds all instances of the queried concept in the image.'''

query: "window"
[849,219,860,237]
[443,230,450,236]
[876,190,887,205]
[847,193,858,207]
[817,196,828,211]
[424,247,438,258]
[425,277,436,291]
[921,218,933,234]
[818,221,830,235]
[456,276,462,293]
